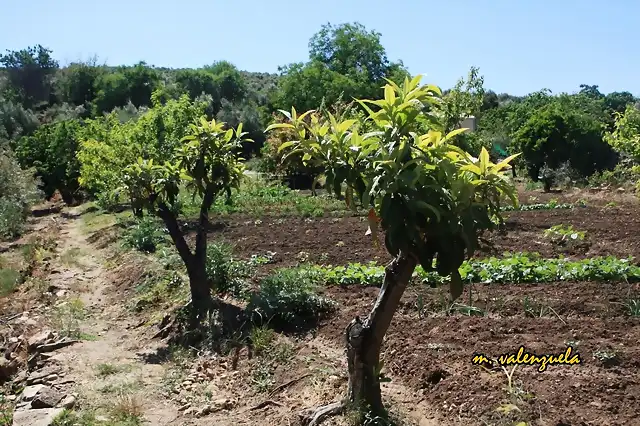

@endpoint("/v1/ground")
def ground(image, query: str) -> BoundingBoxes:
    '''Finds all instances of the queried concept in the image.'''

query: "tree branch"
[157,201,193,267]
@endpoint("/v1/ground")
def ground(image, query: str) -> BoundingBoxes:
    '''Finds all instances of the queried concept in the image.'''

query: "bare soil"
[2,187,639,426]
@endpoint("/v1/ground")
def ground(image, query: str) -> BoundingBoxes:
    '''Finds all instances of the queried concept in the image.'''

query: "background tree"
[274,22,408,112]
[78,93,206,209]
[121,118,251,324]
[0,45,58,110]
[514,101,615,190]
[54,58,103,111]
[13,119,83,204]
[270,76,518,424]
[605,104,640,162]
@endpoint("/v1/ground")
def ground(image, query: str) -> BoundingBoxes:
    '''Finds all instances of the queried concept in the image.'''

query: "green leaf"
[277,140,298,153]
[265,123,295,132]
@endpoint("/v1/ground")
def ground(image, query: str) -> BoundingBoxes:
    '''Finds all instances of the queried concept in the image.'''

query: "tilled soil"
[205,203,640,266]
[316,281,640,426]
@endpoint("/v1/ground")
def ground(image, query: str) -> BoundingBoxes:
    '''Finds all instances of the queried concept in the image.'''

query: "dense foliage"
[0,20,638,209]
[0,148,41,239]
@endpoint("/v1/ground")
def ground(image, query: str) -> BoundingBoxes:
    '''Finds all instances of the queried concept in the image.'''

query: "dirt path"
[20,207,448,426]
[46,208,182,425]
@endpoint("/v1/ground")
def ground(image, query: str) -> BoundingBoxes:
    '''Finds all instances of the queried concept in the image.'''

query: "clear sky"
[1,0,637,96]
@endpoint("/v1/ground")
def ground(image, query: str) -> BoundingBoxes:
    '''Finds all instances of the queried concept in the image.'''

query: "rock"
[44,374,59,383]
[212,398,235,410]
[28,331,54,350]
[21,384,45,401]
[196,405,212,417]
[30,387,64,409]
[58,395,76,409]
[0,357,19,381]
[27,371,51,385]
[178,403,191,411]
[95,415,110,422]
[11,408,64,426]
[183,407,198,416]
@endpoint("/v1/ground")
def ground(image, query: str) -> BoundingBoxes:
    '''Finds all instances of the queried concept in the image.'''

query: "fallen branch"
[249,400,283,411]
[268,373,312,398]
[36,339,79,353]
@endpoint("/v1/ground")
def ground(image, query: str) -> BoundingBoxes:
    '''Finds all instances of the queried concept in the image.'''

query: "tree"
[54,59,102,109]
[92,63,160,114]
[0,45,58,110]
[275,22,408,112]
[514,101,615,190]
[174,69,219,101]
[13,119,83,204]
[605,91,636,115]
[309,22,390,81]
[269,76,518,424]
[120,118,251,325]
[78,93,206,209]
[579,84,603,99]
[205,61,247,103]
[605,104,640,162]
[440,66,485,133]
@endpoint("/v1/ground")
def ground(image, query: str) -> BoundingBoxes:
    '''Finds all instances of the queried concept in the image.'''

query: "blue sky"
[1,0,637,96]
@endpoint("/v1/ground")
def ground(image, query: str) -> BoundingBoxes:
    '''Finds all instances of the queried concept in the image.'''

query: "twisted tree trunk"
[155,187,216,327]
[305,251,417,425]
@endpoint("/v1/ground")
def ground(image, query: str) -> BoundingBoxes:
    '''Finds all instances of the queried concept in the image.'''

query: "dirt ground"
[206,190,640,266]
[2,187,639,426]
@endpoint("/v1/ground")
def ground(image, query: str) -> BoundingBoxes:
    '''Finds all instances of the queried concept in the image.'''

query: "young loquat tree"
[268,75,519,424]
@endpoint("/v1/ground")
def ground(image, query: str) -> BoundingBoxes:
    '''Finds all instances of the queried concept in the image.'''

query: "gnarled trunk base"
[302,251,417,425]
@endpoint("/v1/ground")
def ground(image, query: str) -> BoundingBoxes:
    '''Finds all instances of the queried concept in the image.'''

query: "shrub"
[122,216,166,253]
[0,267,20,296]
[205,242,250,298]
[13,119,83,204]
[247,267,335,328]
[0,149,42,239]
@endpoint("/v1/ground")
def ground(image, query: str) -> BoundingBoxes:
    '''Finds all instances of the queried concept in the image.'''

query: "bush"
[122,216,166,253]
[0,267,20,296]
[247,268,335,328]
[205,242,250,298]
[13,119,83,203]
[258,113,324,181]
[0,149,42,239]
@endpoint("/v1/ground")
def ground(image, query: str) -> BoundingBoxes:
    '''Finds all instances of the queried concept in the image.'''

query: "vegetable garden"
[1,20,640,426]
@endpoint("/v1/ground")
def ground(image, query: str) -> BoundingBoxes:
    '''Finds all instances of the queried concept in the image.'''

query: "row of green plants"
[501,200,584,211]
[302,253,640,286]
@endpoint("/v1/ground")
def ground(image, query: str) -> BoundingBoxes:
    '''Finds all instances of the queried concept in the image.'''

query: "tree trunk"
[156,201,212,327]
[344,251,417,419]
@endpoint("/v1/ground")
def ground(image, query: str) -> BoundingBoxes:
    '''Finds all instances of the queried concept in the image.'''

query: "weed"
[121,216,166,253]
[250,325,275,356]
[52,407,143,426]
[111,395,143,421]
[593,348,620,367]
[52,298,88,339]
[0,268,20,296]
[0,393,13,426]
[522,296,549,317]
[250,362,274,393]
[96,363,123,377]
[249,251,277,266]
[98,379,142,395]
[543,224,586,245]
[206,242,250,297]
[60,247,85,269]
[247,267,336,328]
